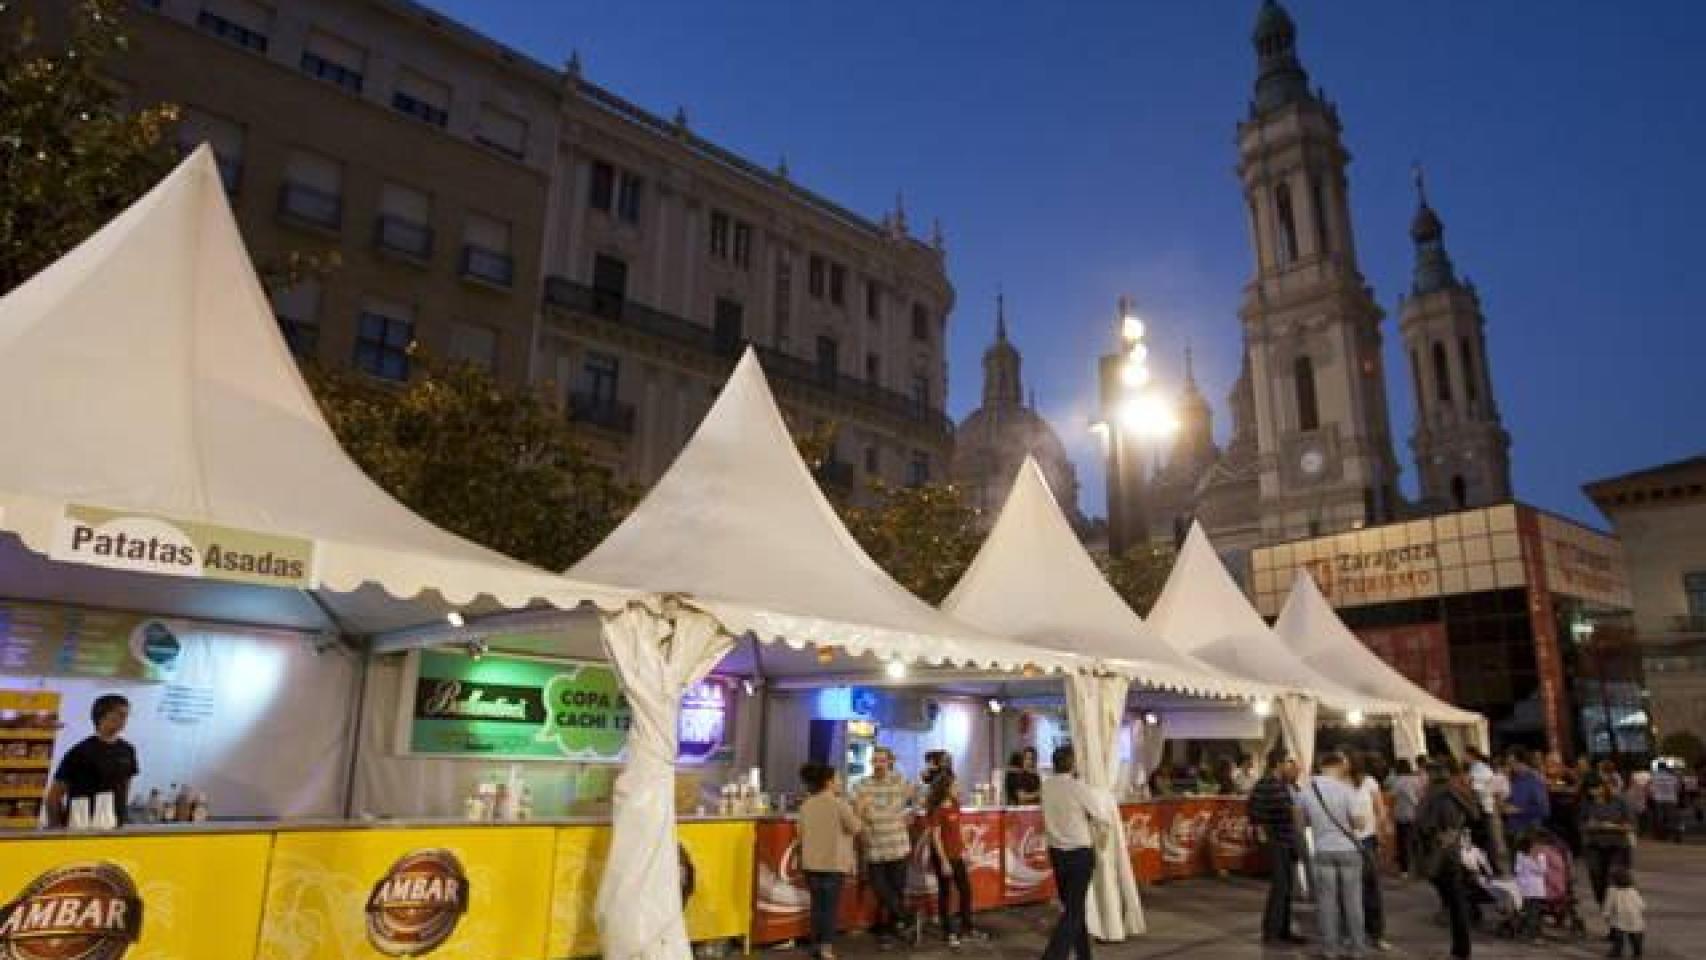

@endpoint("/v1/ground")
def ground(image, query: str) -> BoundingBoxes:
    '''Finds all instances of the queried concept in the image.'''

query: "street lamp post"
[1093,296,1178,556]
[1572,618,1620,762]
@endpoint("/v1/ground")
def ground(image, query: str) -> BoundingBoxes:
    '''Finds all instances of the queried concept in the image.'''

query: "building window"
[911,375,930,413]
[580,351,619,406]
[1293,354,1319,431]
[461,213,513,287]
[197,1,270,52]
[808,255,825,300]
[1684,571,1706,618]
[354,302,413,381]
[815,336,838,383]
[828,263,846,306]
[865,280,881,321]
[375,181,432,259]
[1451,474,1468,509]
[1410,348,1425,413]
[774,255,792,346]
[448,321,497,372]
[714,298,744,353]
[1432,341,1453,405]
[1459,337,1479,411]
[278,150,342,229]
[177,107,244,193]
[300,30,364,93]
[1310,174,1330,254]
[271,277,319,358]
[709,210,731,259]
[592,254,627,299]
[865,353,880,384]
[907,452,929,488]
[475,104,528,159]
[911,303,929,341]
[588,161,615,212]
[1275,182,1298,265]
[732,222,752,270]
[616,171,643,223]
[865,446,879,474]
[392,69,450,128]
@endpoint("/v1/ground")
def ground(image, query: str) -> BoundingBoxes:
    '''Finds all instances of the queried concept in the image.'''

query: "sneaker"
[947,934,961,950]
[1374,940,1393,952]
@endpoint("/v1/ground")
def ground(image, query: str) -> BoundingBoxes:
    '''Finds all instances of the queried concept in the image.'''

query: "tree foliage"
[840,481,986,606]
[1097,543,1177,617]
[303,354,636,573]
[1659,730,1705,764]
[0,0,179,293]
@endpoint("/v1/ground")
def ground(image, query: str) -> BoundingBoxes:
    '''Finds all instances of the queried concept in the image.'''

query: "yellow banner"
[256,827,556,960]
[0,832,272,960]
[548,821,754,958]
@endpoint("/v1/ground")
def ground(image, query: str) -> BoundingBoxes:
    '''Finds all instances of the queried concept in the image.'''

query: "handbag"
[1311,780,1378,873]
[1420,791,1475,880]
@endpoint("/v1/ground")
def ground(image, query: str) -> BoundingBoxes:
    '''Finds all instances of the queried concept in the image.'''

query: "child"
[1511,833,1549,941]
[1603,867,1645,958]
[926,773,978,948]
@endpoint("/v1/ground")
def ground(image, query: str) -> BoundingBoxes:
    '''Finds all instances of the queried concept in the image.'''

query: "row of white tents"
[0,149,1488,958]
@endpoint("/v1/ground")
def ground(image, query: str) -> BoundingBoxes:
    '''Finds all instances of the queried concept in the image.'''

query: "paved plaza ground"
[794,843,1704,960]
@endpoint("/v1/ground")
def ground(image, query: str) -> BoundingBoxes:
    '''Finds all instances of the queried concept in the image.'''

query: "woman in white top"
[1349,753,1391,951]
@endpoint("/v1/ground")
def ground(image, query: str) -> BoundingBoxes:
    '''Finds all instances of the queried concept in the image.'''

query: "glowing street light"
[1093,296,1180,552]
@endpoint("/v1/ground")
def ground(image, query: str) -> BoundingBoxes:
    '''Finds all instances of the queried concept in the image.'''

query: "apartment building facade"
[47,0,954,498]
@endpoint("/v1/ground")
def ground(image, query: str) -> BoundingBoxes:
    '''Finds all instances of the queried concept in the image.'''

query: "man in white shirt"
[1300,752,1369,960]
[1039,746,1109,960]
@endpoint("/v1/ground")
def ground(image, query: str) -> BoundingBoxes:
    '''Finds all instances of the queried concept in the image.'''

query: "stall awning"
[1145,524,1400,716]
[568,350,1087,675]
[1273,572,1483,727]
[0,147,634,633]
[943,457,1269,699]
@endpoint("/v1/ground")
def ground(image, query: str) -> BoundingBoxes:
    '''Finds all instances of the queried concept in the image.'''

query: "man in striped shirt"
[855,747,915,946]
[1250,747,1305,946]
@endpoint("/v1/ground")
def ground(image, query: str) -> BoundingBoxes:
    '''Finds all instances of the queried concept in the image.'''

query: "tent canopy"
[1273,572,1482,727]
[569,349,1085,674]
[1145,524,1399,716]
[0,147,633,633]
[943,457,1266,699]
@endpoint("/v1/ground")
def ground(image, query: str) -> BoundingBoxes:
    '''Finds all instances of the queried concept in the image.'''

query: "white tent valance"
[0,148,634,632]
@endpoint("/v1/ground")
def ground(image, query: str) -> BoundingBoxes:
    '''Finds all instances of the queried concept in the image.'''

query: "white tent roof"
[0,147,633,632]
[569,350,1086,673]
[1273,571,1482,726]
[943,458,1267,699]
[1145,523,1398,715]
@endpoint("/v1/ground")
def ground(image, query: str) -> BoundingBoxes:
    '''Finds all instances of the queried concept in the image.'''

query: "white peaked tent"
[0,146,632,632]
[570,349,1087,960]
[1274,572,1489,758]
[1146,523,1401,773]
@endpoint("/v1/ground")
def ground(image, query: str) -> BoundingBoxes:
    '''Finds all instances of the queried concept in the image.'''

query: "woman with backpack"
[1417,758,1485,960]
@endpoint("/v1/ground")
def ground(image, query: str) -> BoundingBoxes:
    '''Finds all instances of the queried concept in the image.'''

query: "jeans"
[1360,837,1384,941]
[1431,869,1472,960]
[866,858,909,935]
[1261,840,1297,940]
[1584,845,1631,906]
[934,856,973,935]
[1312,849,1368,958]
[1394,821,1415,875]
[804,871,844,956]
[1652,802,1679,842]
[1042,846,1094,960]
[1609,929,1645,957]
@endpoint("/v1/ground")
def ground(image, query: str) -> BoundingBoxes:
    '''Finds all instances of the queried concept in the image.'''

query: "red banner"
[1160,799,1217,880]
[1121,804,1164,882]
[1206,803,1262,874]
[903,810,1004,914]
[1001,808,1055,905]
[752,818,863,943]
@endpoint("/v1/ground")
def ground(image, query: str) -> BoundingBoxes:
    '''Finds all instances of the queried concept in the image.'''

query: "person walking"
[1249,748,1305,946]
[1417,758,1483,960]
[853,747,914,948]
[798,763,862,960]
[926,772,979,948]
[1349,753,1391,951]
[1647,763,1680,843]
[1301,751,1370,960]
[1580,773,1636,908]
[1603,868,1646,958]
[1039,746,1107,960]
[1388,757,1425,877]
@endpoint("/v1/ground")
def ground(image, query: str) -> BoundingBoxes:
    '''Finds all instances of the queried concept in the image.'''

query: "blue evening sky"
[428,1,1704,527]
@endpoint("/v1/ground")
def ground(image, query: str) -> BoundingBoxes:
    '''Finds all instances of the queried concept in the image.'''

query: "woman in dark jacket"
[1578,772,1636,907]
[1416,759,1484,960]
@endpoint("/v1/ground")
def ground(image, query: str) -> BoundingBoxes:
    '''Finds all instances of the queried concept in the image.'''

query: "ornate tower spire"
[1251,0,1314,114]
[1409,165,1458,295]
[995,289,1008,342]
[981,293,1022,410]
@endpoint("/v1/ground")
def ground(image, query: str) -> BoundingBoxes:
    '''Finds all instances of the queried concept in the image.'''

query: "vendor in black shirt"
[1003,747,1042,805]
[45,694,138,827]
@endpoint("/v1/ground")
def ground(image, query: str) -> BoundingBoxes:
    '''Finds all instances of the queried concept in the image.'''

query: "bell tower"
[1400,169,1513,510]
[1237,0,1402,541]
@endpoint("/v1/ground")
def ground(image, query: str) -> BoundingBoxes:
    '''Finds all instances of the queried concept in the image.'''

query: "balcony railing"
[375,216,433,260]
[277,182,342,230]
[1666,614,1706,637]
[568,392,636,434]
[544,278,951,436]
[461,245,515,287]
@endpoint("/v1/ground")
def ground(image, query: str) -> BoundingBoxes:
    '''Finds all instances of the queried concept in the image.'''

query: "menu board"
[0,602,176,680]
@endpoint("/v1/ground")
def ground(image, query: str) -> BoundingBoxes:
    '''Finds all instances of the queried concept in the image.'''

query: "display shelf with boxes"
[0,690,60,829]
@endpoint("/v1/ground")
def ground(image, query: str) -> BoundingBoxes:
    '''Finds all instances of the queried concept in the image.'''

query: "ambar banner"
[53,504,316,589]
[406,649,732,764]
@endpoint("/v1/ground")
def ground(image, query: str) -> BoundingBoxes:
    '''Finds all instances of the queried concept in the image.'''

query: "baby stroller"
[1526,828,1587,938]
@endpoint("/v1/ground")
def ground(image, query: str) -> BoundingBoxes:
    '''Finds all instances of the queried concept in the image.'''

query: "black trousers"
[1584,845,1631,906]
[1395,821,1415,875]
[1431,869,1472,960]
[1261,841,1297,941]
[1043,846,1094,960]
[1610,929,1645,957]
[1361,837,1385,941]
[934,855,973,935]
[866,858,909,934]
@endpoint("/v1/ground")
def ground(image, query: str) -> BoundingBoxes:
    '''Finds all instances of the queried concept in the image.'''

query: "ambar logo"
[0,862,143,960]
[366,849,469,957]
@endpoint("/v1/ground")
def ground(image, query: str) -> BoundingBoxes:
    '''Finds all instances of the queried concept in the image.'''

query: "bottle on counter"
[190,792,209,823]
[174,784,194,823]
[145,788,164,824]
[161,784,180,823]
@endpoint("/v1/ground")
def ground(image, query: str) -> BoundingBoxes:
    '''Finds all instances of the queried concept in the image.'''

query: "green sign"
[52,504,316,589]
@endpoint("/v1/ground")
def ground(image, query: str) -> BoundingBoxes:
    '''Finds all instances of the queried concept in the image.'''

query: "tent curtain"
[1471,717,1491,754]
[595,605,733,960]
[1440,724,1468,762]
[1065,674,1145,940]
[1136,715,1167,789]
[1392,709,1427,764]
[1276,695,1317,775]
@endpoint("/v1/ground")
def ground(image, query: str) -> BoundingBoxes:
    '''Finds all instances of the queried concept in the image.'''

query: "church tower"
[1399,171,1513,510]
[982,293,1021,410]
[1236,0,1402,541]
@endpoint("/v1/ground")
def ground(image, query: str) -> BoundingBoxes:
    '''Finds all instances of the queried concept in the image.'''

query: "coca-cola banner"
[1206,804,1262,875]
[1001,808,1055,905]
[1122,805,1163,881]
[753,819,859,943]
[1159,799,1217,880]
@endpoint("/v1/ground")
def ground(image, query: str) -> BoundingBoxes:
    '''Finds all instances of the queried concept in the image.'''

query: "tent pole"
[752,636,770,791]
